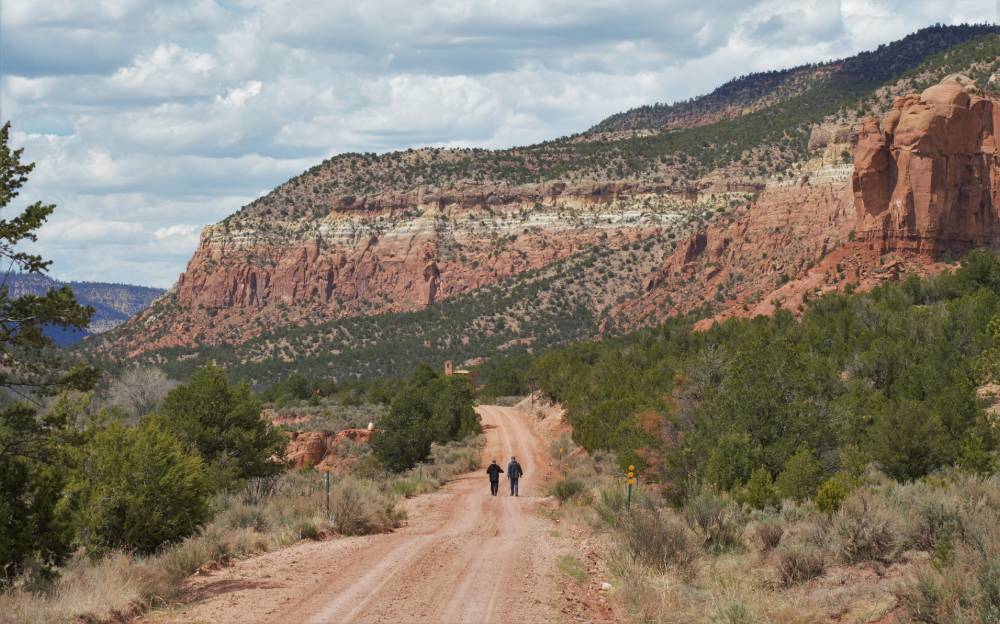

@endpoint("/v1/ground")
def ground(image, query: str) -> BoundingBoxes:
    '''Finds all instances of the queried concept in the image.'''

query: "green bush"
[157,364,286,488]
[0,124,95,579]
[958,433,997,475]
[775,445,824,501]
[68,419,210,554]
[814,473,853,514]
[0,404,75,582]
[551,478,585,502]
[740,467,779,510]
[372,366,480,472]
[706,432,755,491]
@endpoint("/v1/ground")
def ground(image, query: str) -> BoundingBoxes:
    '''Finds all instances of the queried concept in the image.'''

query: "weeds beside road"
[0,436,483,624]
[548,440,1000,624]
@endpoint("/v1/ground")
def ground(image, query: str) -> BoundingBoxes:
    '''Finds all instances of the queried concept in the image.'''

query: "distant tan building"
[444,360,476,386]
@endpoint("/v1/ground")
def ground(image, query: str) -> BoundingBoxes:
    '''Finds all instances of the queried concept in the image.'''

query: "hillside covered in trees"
[529,251,1000,497]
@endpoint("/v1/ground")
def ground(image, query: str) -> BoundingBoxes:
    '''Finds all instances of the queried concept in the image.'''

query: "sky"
[2,0,996,288]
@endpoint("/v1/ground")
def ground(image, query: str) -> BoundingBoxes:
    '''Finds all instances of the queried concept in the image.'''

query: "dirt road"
[151,404,583,624]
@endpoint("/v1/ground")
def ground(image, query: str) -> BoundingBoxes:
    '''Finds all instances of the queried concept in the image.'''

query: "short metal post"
[325,471,331,519]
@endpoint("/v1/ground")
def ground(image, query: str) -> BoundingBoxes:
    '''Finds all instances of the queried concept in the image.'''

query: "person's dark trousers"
[510,478,519,496]
[490,480,499,496]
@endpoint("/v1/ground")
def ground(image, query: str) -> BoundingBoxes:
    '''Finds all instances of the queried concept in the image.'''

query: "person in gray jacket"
[507,456,524,496]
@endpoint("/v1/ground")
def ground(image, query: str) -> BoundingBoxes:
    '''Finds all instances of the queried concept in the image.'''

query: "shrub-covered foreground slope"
[529,252,1000,624]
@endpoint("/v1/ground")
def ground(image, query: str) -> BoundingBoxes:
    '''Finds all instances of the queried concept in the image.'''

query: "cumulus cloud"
[38,218,144,244]
[1,0,995,287]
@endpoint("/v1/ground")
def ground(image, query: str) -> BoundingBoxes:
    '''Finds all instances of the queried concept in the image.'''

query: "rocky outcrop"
[285,428,373,471]
[853,75,1000,254]
[808,123,858,151]
[331,428,372,447]
[286,431,330,469]
[618,163,858,329]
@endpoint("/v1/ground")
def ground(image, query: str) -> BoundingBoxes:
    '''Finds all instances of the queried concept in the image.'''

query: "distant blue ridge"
[7,273,164,347]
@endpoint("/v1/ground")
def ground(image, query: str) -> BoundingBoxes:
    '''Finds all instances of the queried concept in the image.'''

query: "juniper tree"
[0,122,94,579]
[0,121,94,394]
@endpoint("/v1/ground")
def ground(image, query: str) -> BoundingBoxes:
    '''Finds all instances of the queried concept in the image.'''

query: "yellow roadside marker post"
[627,465,636,512]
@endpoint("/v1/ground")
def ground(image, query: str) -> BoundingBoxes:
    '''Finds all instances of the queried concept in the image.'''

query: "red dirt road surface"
[144,404,600,624]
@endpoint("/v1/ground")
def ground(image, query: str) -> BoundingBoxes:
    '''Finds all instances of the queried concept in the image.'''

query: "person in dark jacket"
[507,456,524,496]
[486,459,504,496]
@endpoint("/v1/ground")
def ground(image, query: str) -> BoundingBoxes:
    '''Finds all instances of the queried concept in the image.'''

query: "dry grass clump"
[427,436,484,481]
[330,476,404,535]
[595,485,631,527]
[390,476,438,498]
[891,478,966,552]
[774,544,826,586]
[0,553,153,624]
[561,468,1000,623]
[684,489,745,553]
[564,464,1000,623]
[751,521,785,553]
[833,492,898,564]
[622,509,698,572]
[388,435,485,498]
[0,434,484,624]
[895,475,1000,623]
[708,601,762,624]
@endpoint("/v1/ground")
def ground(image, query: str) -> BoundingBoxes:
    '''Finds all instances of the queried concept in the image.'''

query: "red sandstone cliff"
[623,75,999,330]
[854,75,1000,254]
[109,182,688,353]
[96,64,1000,362]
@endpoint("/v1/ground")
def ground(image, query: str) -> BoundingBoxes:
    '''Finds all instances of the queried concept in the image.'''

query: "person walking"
[507,456,524,497]
[486,459,504,496]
